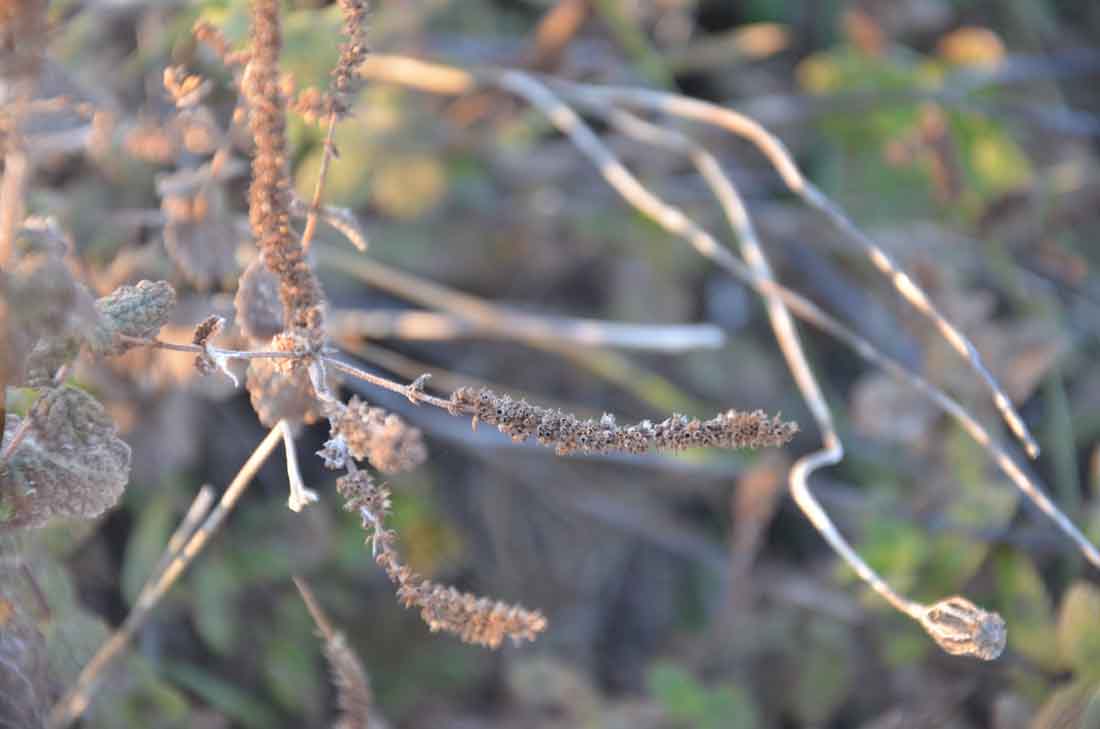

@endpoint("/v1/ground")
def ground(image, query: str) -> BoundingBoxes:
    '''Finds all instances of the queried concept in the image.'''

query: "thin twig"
[48,426,283,729]
[117,334,305,360]
[293,575,336,639]
[280,418,319,512]
[328,306,724,351]
[290,195,368,251]
[298,109,339,252]
[323,356,453,410]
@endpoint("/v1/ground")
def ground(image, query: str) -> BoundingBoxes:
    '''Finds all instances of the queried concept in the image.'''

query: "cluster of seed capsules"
[448,387,798,457]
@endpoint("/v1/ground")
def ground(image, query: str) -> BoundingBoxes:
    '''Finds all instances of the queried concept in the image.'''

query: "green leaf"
[648,662,707,720]
[791,617,853,725]
[994,552,1059,669]
[703,683,760,729]
[262,593,322,712]
[1031,678,1100,729]
[162,661,280,729]
[1057,581,1100,677]
[193,559,240,656]
[122,489,178,606]
[88,655,190,729]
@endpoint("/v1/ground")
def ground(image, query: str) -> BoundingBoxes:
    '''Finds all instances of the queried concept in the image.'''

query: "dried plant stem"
[48,427,283,729]
[355,56,1100,571]
[317,247,708,413]
[0,135,29,269]
[547,78,1039,459]
[299,110,339,253]
[324,356,454,409]
[280,418,319,511]
[593,107,927,614]
[293,575,337,638]
[327,299,724,352]
[290,196,368,251]
[119,334,311,360]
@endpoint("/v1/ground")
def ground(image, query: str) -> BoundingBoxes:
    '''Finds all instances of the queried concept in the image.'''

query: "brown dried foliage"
[329,396,426,474]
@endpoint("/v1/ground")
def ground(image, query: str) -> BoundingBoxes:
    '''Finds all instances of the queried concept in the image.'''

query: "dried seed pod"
[919,596,1006,660]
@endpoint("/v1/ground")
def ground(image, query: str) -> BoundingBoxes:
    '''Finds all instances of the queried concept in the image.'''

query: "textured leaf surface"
[1,387,131,529]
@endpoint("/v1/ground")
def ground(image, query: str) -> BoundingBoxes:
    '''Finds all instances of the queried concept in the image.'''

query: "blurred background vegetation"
[5,0,1100,726]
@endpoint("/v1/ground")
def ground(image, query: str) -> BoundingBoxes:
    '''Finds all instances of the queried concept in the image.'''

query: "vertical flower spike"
[243,0,326,339]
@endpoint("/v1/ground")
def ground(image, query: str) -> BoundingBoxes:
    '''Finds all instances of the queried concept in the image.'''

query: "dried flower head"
[449,387,797,456]
[331,396,426,474]
[1,387,131,529]
[246,356,323,428]
[400,581,548,648]
[90,280,177,357]
[191,315,228,378]
[919,596,1006,661]
[336,469,390,520]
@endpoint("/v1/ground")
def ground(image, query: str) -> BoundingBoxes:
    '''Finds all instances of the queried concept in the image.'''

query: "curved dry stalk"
[594,106,930,619]
[357,54,1037,459]
[496,72,924,622]
[355,55,1100,571]
[559,103,1100,569]
[48,426,283,729]
[328,307,724,352]
[548,78,1039,460]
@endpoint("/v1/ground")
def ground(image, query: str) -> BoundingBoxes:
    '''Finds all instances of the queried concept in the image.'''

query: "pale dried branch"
[329,307,724,352]
[546,76,1039,460]
[48,424,282,729]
